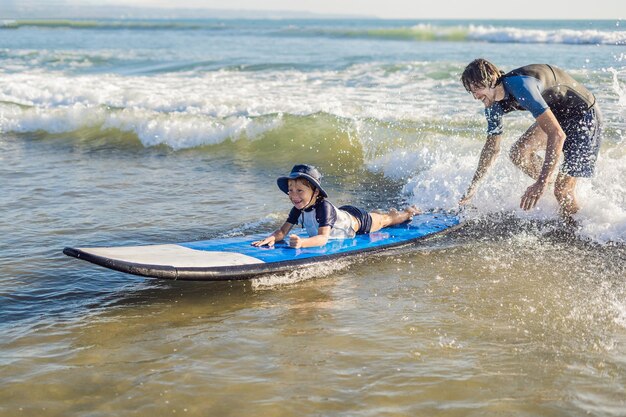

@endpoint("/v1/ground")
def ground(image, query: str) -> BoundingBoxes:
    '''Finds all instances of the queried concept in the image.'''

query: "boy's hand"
[289,234,303,248]
[251,236,276,247]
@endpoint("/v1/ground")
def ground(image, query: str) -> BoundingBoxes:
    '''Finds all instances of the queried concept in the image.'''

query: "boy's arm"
[251,222,294,246]
[289,226,331,248]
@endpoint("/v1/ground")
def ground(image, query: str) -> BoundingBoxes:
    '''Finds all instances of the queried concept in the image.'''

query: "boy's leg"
[369,206,421,232]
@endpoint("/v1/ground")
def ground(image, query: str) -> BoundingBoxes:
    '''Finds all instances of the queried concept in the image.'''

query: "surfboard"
[63,212,462,281]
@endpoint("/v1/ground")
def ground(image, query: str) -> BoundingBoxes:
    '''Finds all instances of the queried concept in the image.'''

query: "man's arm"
[520,109,566,211]
[459,134,502,205]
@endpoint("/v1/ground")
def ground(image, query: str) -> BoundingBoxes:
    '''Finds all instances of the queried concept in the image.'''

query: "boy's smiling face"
[287,178,319,210]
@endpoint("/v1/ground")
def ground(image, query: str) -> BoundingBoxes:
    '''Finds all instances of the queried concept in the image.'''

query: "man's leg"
[509,122,548,179]
[554,173,579,219]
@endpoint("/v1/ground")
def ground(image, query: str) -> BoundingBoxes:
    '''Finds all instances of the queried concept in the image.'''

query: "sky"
[80,0,625,19]
[5,0,626,20]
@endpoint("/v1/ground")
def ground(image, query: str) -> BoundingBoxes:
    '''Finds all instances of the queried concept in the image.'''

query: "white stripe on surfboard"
[77,244,264,268]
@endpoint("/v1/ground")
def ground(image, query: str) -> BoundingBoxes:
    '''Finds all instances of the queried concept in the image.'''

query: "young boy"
[252,164,421,249]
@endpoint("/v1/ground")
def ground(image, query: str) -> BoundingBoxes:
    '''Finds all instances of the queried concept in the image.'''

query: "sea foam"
[1,62,624,244]
[468,25,626,45]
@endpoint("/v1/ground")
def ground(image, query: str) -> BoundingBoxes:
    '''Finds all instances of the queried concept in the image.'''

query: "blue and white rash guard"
[287,199,355,239]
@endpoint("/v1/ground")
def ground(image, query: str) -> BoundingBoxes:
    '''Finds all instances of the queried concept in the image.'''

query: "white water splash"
[468,24,626,45]
[251,259,353,289]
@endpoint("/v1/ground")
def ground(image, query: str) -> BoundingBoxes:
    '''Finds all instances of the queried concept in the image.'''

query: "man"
[459,58,602,219]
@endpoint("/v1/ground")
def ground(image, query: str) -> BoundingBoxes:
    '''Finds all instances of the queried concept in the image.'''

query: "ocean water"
[1,18,625,416]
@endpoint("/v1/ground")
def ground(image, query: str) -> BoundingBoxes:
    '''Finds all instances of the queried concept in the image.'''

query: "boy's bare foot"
[404,205,421,216]
[387,205,421,224]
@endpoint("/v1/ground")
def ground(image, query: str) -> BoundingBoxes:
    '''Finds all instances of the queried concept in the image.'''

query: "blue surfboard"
[63,212,462,281]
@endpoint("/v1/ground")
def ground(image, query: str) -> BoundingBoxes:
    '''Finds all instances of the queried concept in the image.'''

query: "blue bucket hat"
[277,164,328,198]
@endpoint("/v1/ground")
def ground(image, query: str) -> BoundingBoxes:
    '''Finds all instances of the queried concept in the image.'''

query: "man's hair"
[461,58,504,92]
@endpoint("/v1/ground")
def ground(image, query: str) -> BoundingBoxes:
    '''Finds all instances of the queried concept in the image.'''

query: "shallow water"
[2,133,625,416]
[2,239,625,416]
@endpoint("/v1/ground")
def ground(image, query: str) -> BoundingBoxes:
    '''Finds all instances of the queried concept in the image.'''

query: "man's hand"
[520,181,547,211]
[459,187,476,206]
